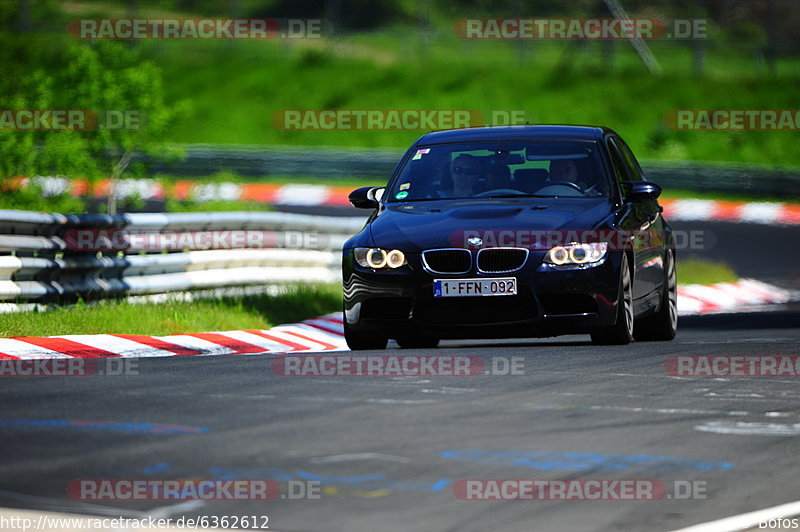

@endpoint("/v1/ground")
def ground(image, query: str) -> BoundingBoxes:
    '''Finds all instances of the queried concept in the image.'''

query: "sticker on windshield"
[411,148,430,160]
[399,183,410,191]
[395,191,409,200]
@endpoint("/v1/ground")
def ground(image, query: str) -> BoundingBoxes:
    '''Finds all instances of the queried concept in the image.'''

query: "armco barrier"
[0,209,364,304]
[134,145,800,200]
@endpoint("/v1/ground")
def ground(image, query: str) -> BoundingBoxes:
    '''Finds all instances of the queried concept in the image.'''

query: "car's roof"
[416,125,612,144]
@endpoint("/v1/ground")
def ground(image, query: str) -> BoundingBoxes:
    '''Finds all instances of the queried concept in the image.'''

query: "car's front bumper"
[343,250,623,339]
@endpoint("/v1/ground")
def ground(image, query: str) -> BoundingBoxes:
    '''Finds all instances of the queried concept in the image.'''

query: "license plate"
[433,278,517,298]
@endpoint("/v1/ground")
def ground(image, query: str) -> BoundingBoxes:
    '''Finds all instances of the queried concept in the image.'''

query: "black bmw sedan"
[342,125,677,349]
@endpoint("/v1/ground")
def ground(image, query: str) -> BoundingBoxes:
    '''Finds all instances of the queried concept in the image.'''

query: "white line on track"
[666,500,800,532]
[694,421,800,436]
[148,499,206,519]
[310,453,411,464]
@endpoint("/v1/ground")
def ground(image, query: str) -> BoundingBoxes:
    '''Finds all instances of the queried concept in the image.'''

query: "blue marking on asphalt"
[209,467,295,481]
[441,450,733,471]
[142,462,172,473]
[206,467,450,493]
[430,478,451,491]
[293,470,386,484]
[0,419,209,435]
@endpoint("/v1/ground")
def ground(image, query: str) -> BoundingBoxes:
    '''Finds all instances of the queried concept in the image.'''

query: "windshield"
[387,140,608,202]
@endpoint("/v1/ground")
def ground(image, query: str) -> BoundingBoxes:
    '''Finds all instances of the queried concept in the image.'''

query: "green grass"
[149,36,800,166]
[157,172,378,189]
[659,188,791,204]
[676,256,739,285]
[163,198,276,213]
[0,284,341,337]
[0,183,86,213]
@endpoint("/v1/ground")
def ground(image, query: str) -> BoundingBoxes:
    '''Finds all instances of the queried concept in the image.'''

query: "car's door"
[606,135,663,304]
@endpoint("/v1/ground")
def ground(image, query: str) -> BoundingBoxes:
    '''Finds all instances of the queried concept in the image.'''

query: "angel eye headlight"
[569,244,590,264]
[545,242,607,266]
[386,249,406,268]
[367,248,387,268]
[549,246,569,265]
[354,248,407,269]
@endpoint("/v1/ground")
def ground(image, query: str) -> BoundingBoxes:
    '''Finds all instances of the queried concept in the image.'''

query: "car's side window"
[605,138,631,183]
[612,137,645,181]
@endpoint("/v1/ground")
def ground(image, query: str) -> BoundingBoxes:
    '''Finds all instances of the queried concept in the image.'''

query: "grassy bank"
[676,257,739,285]
[9,1,800,167]
[0,284,341,337]
[154,38,800,166]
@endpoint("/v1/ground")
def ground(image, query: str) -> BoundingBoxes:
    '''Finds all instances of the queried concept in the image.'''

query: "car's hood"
[368,198,614,252]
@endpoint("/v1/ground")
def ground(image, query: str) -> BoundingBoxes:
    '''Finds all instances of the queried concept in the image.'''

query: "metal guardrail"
[137,145,800,199]
[0,210,364,304]
[139,144,404,179]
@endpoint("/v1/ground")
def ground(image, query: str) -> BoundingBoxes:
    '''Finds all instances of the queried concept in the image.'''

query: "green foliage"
[676,257,739,285]
[164,198,275,212]
[3,1,800,192]
[60,41,191,178]
[0,182,85,213]
[149,38,800,165]
[1,37,189,216]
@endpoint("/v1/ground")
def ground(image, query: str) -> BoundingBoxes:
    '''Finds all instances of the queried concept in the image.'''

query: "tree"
[0,39,188,214]
[60,41,188,214]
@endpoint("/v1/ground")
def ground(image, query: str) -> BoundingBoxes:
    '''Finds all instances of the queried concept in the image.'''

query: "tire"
[344,320,388,350]
[634,249,678,341]
[396,335,440,349]
[591,256,634,346]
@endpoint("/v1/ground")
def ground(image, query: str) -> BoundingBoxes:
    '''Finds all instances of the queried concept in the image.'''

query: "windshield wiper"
[483,194,551,199]
[389,197,446,203]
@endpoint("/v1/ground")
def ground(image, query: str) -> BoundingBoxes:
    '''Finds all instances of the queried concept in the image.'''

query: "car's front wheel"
[343,319,388,350]
[591,256,634,346]
[634,249,678,341]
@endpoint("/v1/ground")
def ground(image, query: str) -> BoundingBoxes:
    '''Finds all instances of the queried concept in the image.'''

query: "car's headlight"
[354,247,407,269]
[544,242,608,266]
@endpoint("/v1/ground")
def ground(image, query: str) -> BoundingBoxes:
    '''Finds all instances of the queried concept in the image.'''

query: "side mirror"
[622,181,662,201]
[348,186,385,209]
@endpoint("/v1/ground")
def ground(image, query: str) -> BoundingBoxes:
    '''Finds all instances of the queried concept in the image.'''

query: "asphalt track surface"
[1,216,799,532]
[2,310,800,532]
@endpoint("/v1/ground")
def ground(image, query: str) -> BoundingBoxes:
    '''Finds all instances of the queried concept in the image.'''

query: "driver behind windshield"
[548,157,602,195]
[549,158,580,184]
[449,154,484,197]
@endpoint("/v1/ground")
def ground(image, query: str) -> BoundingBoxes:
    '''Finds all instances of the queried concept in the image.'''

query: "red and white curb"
[10,177,800,225]
[0,281,796,359]
[0,314,347,360]
[678,278,799,315]
[660,198,800,225]
[9,176,356,208]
